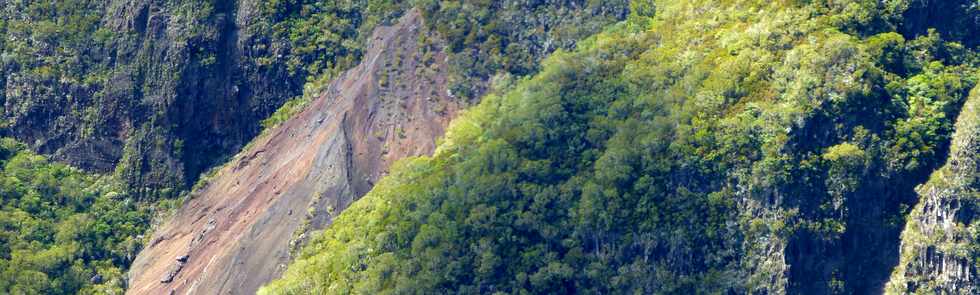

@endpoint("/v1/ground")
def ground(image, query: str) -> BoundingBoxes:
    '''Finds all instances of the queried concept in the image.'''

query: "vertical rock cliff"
[126,10,459,294]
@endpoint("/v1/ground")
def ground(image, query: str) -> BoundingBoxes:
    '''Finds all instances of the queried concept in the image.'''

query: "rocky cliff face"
[0,0,627,200]
[887,86,980,294]
[126,10,460,294]
[1,0,315,197]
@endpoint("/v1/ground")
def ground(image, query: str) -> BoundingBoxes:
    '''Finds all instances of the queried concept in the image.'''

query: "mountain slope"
[3,0,978,294]
[125,11,459,294]
[125,2,630,293]
[264,1,978,293]
[0,0,628,198]
[0,1,628,293]
[887,86,980,294]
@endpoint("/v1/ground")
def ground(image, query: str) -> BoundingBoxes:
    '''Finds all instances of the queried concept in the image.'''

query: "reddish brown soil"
[126,10,459,294]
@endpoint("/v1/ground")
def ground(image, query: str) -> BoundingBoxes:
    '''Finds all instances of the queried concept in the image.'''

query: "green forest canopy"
[264,0,978,294]
[0,138,157,294]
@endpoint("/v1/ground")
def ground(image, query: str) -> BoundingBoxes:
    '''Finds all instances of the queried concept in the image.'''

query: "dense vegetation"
[0,0,113,161]
[416,0,629,100]
[265,0,979,294]
[0,138,156,294]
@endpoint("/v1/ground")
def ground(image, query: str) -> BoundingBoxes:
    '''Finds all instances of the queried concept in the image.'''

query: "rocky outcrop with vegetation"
[887,86,980,294]
[0,1,629,293]
[0,0,412,198]
[123,2,629,294]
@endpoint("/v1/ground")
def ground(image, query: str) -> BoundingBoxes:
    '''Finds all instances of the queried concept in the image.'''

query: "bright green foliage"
[265,0,978,294]
[888,61,974,172]
[0,138,152,294]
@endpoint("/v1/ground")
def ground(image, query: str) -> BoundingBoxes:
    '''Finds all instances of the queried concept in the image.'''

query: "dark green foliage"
[2,0,976,293]
[416,0,630,100]
[0,0,113,147]
[0,138,152,294]
[0,1,631,293]
[266,1,978,294]
[256,0,411,130]
[899,0,979,48]
[262,0,409,81]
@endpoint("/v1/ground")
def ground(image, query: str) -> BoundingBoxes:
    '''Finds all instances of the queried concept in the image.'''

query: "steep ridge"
[263,1,979,293]
[126,10,459,294]
[887,86,980,294]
